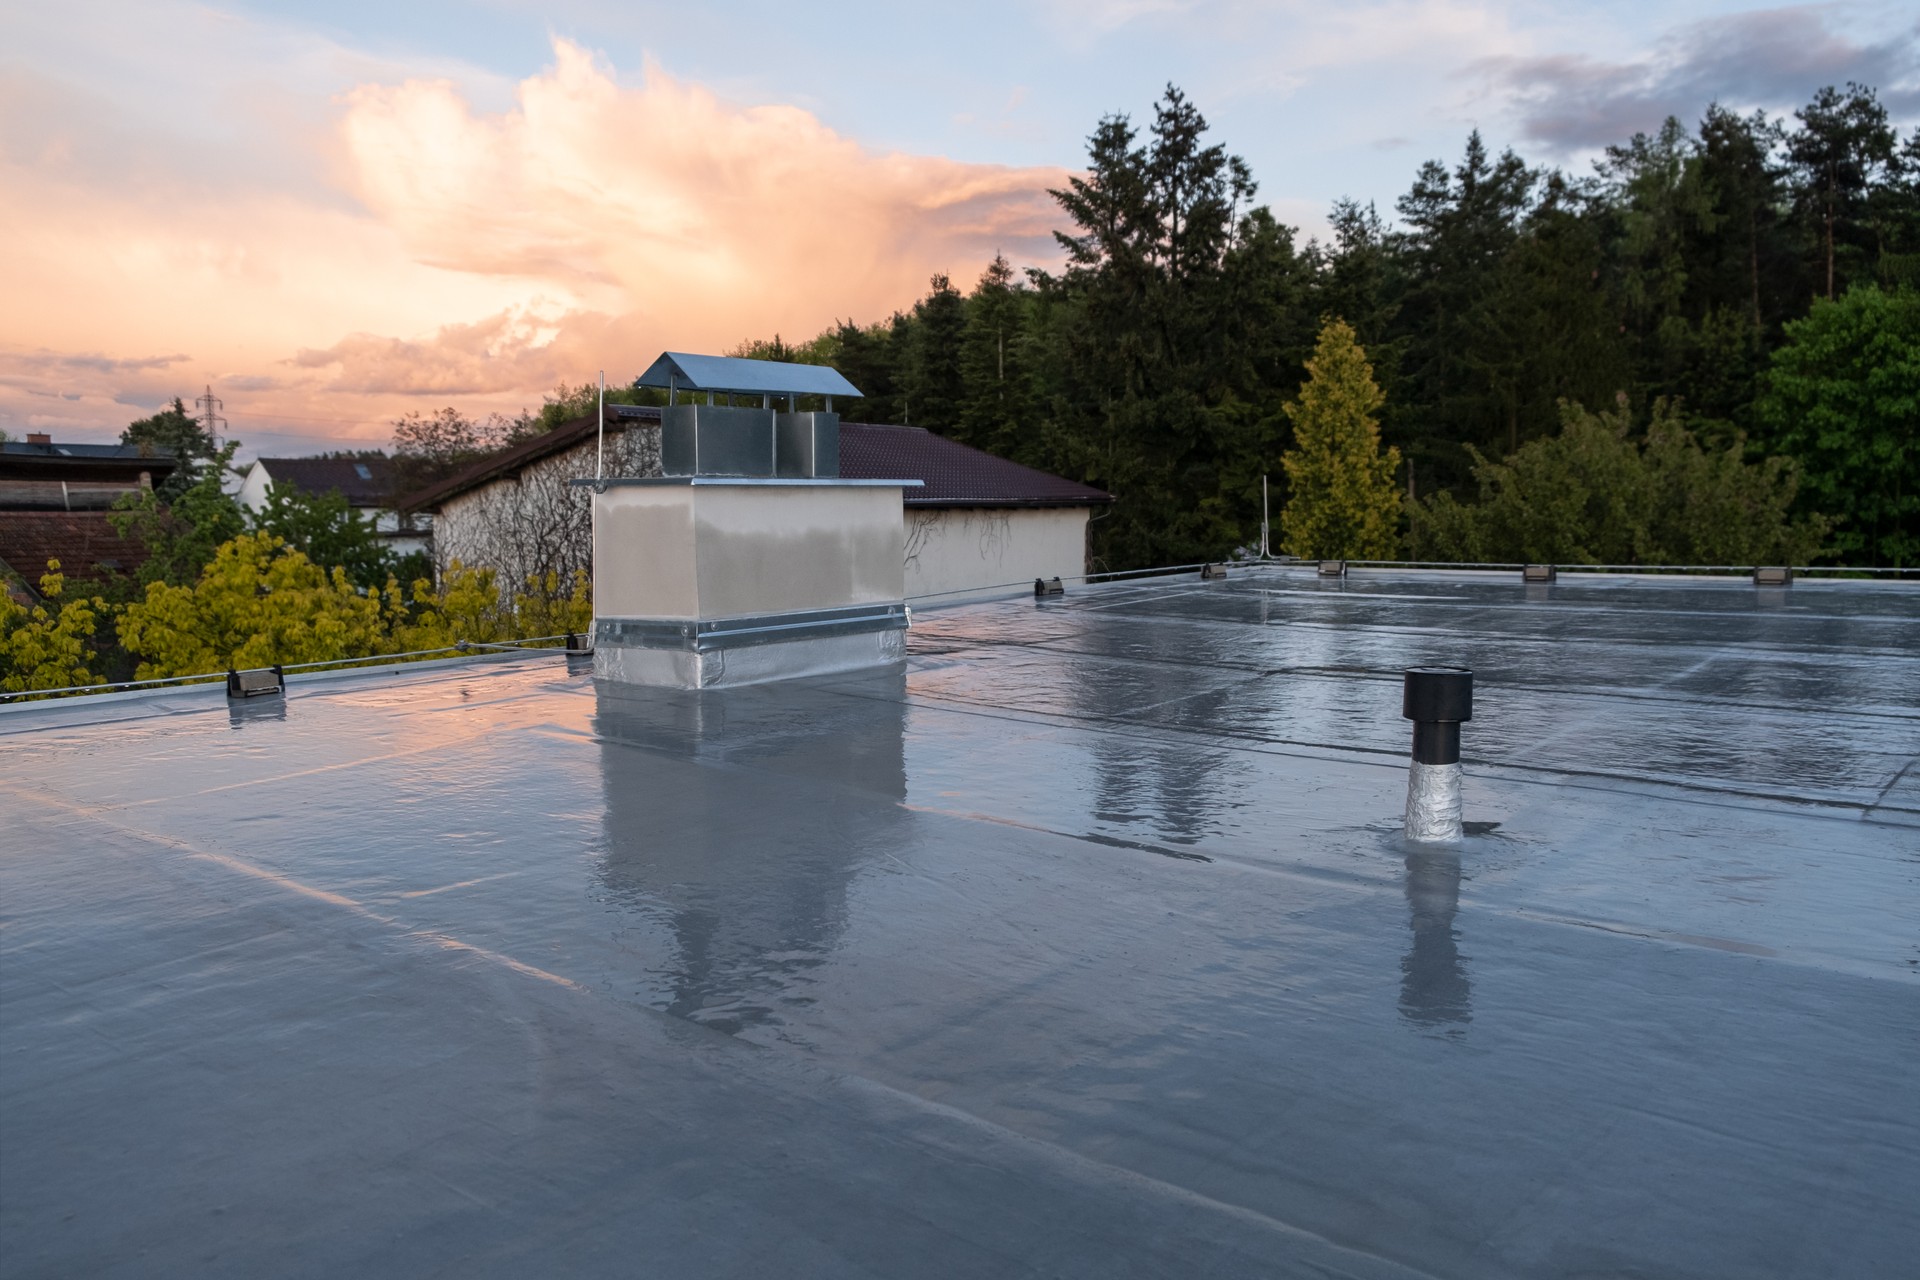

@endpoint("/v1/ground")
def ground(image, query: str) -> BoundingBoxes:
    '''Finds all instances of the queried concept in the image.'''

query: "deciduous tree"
[1412,397,1825,565]
[122,398,224,500]
[1,562,106,695]
[251,484,396,590]
[108,441,247,587]
[1757,285,1920,564]
[117,533,388,678]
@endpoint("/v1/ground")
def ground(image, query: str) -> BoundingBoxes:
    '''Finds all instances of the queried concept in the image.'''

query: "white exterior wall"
[902,506,1091,602]
[236,460,273,514]
[433,426,659,593]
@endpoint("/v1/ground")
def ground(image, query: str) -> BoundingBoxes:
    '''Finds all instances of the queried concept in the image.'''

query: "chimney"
[587,352,918,689]
[27,432,51,445]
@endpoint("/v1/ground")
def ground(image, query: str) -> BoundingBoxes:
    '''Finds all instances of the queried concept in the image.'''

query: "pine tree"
[903,274,966,431]
[1789,84,1897,300]
[1279,319,1403,559]
[958,254,1034,453]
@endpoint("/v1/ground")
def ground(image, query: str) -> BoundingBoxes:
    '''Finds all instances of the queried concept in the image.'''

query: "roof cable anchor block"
[227,664,285,700]
[1034,577,1065,598]
[1200,563,1228,580]
[1522,564,1556,583]
[1402,666,1473,843]
[1317,560,1346,578]
[565,631,592,654]
[1753,566,1792,587]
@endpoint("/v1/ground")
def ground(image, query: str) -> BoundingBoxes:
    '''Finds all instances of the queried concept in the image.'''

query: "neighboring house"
[237,455,431,560]
[399,406,1111,602]
[1,434,176,513]
[399,409,661,594]
[839,423,1111,601]
[1,434,178,595]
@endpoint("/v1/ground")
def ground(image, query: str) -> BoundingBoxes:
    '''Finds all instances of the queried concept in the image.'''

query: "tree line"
[741,82,1919,569]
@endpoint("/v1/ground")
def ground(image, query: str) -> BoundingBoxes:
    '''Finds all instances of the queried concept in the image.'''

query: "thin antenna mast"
[596,371,605,479]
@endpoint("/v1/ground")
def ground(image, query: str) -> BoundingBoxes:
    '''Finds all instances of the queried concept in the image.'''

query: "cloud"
[0,26,1069,447]
[1471,6,1920,152]
[290,308,584,396]
[0,350,190,376]
[334,43,1066,326]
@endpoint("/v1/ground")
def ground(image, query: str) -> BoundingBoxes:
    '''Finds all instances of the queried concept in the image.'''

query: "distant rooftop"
[1,440,175,462]
[635,351,863,399]
[0,511,151,589]
[8,568,1913,1277]
[402,407,1109,511]
[840,422,1111,507]
[253,455,392,507]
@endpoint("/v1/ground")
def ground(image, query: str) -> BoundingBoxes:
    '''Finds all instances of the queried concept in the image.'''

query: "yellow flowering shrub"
[118,532,387,678]
[1,562,106,695]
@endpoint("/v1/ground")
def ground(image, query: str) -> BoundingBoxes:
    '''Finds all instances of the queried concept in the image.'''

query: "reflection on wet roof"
[3,568,1916,1278]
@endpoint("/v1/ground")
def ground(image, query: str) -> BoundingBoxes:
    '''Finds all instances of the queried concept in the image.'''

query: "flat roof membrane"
[2,568,1916,1278]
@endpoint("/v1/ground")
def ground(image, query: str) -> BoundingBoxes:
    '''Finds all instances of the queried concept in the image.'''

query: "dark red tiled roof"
[0,512,151,593]
[839,423,1111,508]
[259,456,393,506]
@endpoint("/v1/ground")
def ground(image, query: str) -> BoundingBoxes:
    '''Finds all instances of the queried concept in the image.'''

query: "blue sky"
[226,0,1920,227]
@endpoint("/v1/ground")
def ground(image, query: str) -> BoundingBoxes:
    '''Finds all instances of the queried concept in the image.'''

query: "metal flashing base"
[593,603,909,689]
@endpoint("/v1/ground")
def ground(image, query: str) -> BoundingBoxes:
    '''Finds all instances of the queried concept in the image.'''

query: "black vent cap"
[1403,667,1473,723]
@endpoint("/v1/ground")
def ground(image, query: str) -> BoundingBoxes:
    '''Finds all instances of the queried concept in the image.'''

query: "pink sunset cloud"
[0,37,1069,450]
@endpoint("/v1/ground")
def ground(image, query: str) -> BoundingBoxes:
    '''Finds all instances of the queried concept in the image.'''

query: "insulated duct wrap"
[1404,761,1463,843]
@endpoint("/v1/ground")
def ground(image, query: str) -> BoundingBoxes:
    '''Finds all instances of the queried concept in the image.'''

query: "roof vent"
[1753,566,1792,587]
[227,665,285,699]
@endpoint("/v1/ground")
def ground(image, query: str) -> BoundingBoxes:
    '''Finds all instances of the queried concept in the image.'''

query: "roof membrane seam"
[893,685,1912,817]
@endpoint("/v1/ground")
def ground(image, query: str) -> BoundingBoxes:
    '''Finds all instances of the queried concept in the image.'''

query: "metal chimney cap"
[635,352,862,399]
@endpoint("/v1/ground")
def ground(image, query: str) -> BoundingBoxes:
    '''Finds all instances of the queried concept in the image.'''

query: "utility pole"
[195,385,227,449]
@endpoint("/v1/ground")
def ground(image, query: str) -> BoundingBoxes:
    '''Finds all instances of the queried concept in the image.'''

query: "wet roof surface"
[3,568,1916,1278]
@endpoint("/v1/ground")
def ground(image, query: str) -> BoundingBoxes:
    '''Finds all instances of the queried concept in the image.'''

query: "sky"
[2,1,1915,458]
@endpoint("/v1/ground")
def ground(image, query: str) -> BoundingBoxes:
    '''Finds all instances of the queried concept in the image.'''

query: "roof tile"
[0,512,151,590]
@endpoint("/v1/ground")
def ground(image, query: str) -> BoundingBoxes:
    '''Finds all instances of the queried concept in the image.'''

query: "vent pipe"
[1403,667,1473,843]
